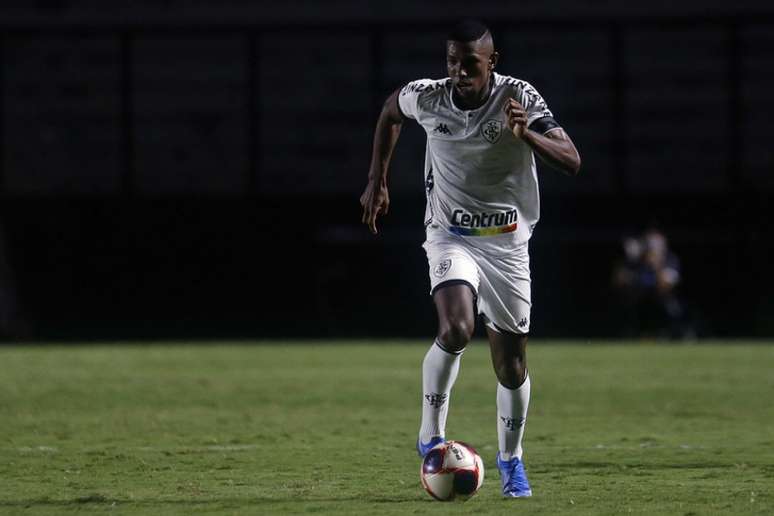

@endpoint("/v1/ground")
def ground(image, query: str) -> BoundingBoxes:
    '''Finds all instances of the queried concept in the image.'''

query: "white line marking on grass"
[590,443,706,450]
[18,446,58,453]
[202,444,260,451]
[135,444,260,452]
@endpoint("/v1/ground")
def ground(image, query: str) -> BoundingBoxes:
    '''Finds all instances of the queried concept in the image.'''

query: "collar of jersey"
[448,72,498,115]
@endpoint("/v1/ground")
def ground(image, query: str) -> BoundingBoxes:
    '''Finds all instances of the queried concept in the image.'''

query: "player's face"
[446,40,494,99]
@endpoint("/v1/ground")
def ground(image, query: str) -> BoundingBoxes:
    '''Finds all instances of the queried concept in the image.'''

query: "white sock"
[418,339,462,444]
[497,374,531,461]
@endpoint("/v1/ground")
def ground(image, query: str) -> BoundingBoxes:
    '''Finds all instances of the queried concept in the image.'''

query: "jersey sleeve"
[397,79,436,121]
[520,82,560,135]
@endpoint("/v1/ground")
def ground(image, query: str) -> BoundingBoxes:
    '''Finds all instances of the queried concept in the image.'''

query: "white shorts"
[423,231,531,334]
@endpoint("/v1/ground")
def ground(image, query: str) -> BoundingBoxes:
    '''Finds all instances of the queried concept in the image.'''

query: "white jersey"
[398,72,558,254]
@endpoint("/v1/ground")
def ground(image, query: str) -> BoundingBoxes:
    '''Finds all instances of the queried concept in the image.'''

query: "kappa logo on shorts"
[482,119,503,143]
[517,317,528,329]
[433,259,452,278]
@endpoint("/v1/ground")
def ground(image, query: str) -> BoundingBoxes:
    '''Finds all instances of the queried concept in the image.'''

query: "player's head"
[446,20,498,100]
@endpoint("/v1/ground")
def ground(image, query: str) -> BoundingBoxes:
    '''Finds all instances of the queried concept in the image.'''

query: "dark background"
[0,1,772,340]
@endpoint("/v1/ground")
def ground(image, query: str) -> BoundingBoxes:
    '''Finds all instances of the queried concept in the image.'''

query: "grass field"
[0,341,772,515]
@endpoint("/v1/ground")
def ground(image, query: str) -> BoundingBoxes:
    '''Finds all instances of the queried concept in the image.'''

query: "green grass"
[0,341,772,515]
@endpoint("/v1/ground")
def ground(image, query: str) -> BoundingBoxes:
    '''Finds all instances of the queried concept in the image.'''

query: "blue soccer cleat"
[416,436,445,458]
[496,452,532,497]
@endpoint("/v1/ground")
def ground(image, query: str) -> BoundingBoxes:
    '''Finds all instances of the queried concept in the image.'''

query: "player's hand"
[359,179,390,235]
[504,98,528,139]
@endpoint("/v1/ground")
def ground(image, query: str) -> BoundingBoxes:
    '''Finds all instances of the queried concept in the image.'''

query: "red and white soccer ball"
[420,440,484,501]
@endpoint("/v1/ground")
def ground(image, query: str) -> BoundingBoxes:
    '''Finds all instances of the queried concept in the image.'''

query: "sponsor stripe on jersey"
[448,223,518,237]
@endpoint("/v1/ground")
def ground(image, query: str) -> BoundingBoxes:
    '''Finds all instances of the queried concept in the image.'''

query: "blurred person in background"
[612,227,693,339]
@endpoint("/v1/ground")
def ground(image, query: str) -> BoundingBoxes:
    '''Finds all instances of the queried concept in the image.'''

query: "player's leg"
[487,327,530,460]
[418,283,476,455]
[435,282,476,353]
[488,326,532,497]
[475,243,533,496]
[418,236,480,456]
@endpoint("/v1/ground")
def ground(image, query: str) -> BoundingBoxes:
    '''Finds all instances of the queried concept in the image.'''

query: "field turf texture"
[0,341,772,515]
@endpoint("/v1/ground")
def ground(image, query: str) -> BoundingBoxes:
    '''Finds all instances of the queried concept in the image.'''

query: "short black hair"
[447,19,491,43]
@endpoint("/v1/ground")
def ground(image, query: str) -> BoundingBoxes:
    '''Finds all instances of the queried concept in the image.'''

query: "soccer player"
[359,20,581,498]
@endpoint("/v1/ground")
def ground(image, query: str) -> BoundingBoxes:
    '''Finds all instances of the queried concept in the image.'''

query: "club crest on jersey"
[482,119,503,143]
[433,259,452,278]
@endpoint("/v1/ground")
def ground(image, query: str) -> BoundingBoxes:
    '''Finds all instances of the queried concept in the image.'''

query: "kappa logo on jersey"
[500,416,526,431]
[433,123,452,135]
[433,259,452,278]
[517,317,528,328]
[482,119,503,143]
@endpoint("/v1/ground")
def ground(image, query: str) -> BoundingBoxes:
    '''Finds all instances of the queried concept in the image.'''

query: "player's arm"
[504,98,581,176]
[360,89,405,234]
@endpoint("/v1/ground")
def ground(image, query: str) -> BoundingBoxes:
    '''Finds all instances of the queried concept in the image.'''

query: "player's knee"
[495,359,527,389]
[438,318,474,352]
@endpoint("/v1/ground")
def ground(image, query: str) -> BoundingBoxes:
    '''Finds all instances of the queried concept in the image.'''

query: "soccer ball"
[420,440,484,501]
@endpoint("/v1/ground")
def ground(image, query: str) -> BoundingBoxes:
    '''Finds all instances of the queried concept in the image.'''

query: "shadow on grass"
[0,494,428,508]
[548,461,739,470]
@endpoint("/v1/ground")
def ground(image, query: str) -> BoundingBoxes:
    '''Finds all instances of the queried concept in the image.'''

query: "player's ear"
[489,52,499,70]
